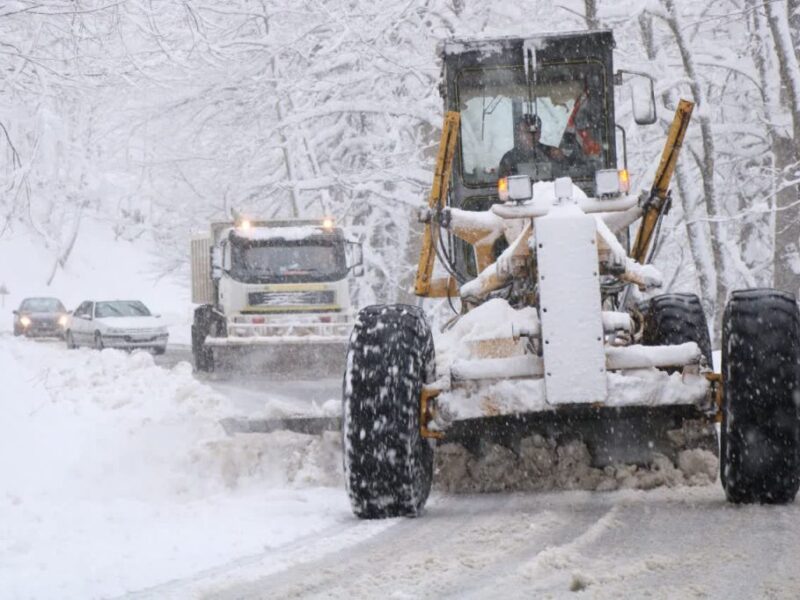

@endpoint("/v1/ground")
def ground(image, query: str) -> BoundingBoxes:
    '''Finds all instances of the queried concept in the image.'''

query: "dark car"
[13,297,69,338]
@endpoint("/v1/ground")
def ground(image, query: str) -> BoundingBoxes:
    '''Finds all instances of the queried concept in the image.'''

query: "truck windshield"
[457,61,609,186]
[229,235,348,283]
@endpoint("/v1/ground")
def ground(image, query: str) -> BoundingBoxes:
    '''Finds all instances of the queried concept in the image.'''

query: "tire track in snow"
[185,486,800,600]
[197,492,620,599]
[120,518,393,599]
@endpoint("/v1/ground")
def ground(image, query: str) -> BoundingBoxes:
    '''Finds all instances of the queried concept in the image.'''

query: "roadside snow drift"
[0,337,346,599]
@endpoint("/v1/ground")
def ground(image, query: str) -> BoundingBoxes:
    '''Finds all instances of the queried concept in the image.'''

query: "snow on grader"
[343,30,800,519]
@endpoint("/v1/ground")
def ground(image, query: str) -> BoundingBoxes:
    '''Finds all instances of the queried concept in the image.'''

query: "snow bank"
[0,337,346,599]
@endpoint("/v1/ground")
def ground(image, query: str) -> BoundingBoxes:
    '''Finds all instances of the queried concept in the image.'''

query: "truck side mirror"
[347,240,364,271]
[221,241,232,271]
[211,242,229,279]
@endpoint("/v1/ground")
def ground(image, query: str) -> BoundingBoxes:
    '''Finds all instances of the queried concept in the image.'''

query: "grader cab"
[342,30,800,519]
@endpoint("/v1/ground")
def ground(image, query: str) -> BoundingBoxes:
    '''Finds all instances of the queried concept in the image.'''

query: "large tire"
[343,304,435,519]
[192,306,219,372]
[721,289,800,504]
[642,293,712,368]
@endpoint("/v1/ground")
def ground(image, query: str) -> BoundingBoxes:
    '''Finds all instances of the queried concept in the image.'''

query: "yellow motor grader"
[343,30,800,518]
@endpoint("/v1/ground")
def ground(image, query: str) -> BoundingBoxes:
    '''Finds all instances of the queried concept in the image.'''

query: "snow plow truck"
[191,217,363,375]
[343,30,800,519]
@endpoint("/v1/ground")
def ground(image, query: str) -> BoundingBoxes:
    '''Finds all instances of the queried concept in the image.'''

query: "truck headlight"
[20,316,31,327]
[58,315,68,327]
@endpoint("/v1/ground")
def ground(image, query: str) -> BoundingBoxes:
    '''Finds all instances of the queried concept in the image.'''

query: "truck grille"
[248,290,336,306]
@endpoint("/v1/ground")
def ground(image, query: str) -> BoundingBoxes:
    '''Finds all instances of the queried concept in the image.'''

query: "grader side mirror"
[631,75,657,125]
[617,70,657,125]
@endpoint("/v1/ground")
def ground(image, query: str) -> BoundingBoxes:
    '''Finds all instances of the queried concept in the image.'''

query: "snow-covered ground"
[0,336,347,599]
[2,336,799,599]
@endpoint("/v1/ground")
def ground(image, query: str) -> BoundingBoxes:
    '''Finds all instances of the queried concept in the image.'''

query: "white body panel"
[535,204,607,404]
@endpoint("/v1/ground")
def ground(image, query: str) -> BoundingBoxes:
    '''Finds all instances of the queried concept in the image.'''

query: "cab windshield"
[229,235,347,284]
[457,62,609,186]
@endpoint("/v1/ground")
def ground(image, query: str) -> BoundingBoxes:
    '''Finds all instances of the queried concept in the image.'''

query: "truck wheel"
[721,289,800,504]
[192,307,216,372]
[65,331,76,349]
[94,332,105,350]
[343,304,435,519]
[642,293,712,368]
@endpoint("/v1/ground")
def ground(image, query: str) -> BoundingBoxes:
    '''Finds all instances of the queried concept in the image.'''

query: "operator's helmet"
[519,113,542,133]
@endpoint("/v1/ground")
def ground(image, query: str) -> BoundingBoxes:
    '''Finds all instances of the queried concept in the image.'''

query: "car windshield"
[95,301,151,318]
[20,298,65,312]
[457,61,609,186]
[229,236,348,284]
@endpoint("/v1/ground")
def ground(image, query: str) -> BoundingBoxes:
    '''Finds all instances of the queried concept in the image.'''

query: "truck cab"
[191,218,363,373]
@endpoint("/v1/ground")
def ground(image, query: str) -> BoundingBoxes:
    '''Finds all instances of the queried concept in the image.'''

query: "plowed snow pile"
[0,337,346,600]
[435,437,718,493]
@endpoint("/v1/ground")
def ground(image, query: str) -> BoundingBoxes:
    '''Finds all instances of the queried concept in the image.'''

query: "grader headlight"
[595,169,625,197]
[507,175,533,202]
[595,169,631,197]
[499,175,533,202]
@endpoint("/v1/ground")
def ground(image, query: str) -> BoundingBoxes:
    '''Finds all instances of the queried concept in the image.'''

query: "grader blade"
[220,415,341,436]
[441,405,717,468]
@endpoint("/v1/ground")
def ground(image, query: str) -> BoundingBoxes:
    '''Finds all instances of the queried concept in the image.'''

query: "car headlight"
[58,315,68,327]
[20,316,31,327]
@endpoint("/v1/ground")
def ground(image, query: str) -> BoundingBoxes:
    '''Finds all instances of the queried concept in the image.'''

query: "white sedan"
[65,300,169,354]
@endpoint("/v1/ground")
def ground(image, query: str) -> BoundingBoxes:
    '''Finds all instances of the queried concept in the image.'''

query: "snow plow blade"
[208,338,348,378]
[440,404,717,468]
[220,416,342,436]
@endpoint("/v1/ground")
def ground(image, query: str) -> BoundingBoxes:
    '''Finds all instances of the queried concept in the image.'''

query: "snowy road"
[155,344,342,417]
[3,335,800,599]
[152,486,800,600]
